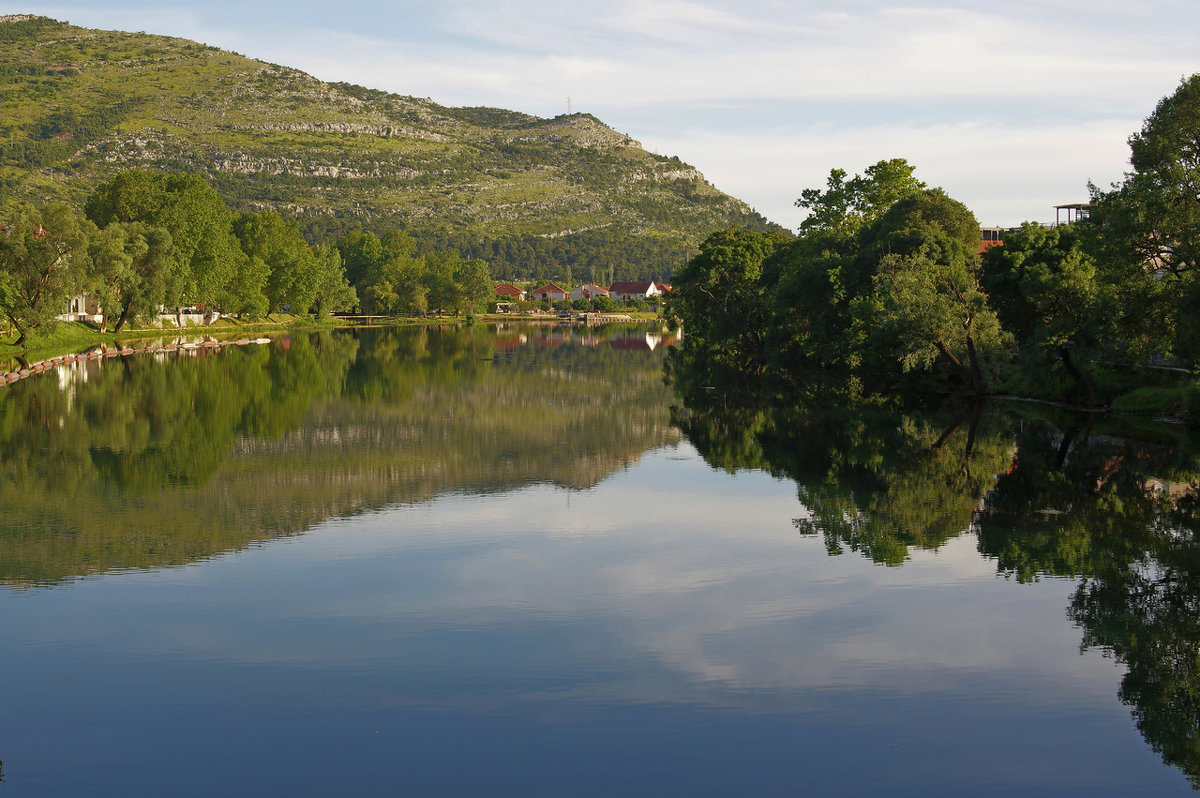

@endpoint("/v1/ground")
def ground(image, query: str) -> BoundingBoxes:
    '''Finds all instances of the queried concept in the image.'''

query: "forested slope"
[0,15,777,280]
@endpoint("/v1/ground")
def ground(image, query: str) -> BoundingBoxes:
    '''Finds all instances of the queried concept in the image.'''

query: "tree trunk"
[934,340,970,387]
[11,314,28,347]
[1059,345,1102,408]
[965,333,987,395]
[112,300,133,333]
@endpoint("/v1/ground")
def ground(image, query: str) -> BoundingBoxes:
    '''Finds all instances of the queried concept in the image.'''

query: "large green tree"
[86,171,246,313]
[765,159,927,380]
[422,249,463,315]
[668,227,790,378]
[453,256,495,316]
[87,221,176,332]
[1090,74,1200,364]
[980,222,1166,405]
[309,243,357,318]
[233,211,321,314]
[0,202,92,345]
[794,157,926,247]
[847,189,1006,394]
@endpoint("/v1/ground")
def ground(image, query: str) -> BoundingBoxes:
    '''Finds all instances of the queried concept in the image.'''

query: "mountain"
[0,15,779,280]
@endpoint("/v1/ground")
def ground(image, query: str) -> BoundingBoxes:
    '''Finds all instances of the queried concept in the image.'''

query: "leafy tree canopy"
[0,202,92,345]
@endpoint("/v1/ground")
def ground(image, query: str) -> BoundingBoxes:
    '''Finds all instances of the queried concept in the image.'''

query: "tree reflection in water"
[670,369,1200,786]
[0,325,678,586]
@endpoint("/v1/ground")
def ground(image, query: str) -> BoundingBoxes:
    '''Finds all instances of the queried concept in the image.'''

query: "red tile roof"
[608,281,657,296]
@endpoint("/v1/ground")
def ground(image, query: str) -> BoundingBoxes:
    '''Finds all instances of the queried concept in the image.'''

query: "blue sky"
[11,0,1200,228]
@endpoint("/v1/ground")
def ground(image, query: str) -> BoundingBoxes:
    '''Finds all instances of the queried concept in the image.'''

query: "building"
[530,283,569,302]
[569,283,610,301]
[607,281,661,301]
[59,293,103,324]
[494,284,527,302]
[979,227,1005,255]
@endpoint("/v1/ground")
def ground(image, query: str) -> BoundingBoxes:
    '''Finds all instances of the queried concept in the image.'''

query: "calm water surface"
[0,326,1195,796]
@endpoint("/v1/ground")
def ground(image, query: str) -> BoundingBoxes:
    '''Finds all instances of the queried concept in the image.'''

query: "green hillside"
[0,15,777,280]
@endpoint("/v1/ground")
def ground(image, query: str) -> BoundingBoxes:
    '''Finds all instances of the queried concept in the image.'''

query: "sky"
[9,0,1200,229]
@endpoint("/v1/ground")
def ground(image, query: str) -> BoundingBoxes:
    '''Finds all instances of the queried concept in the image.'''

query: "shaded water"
[0,325,1196,795]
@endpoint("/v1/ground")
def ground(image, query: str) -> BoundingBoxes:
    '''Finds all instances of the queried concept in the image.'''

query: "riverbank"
[0,311,668,372]
[0,313,443,369]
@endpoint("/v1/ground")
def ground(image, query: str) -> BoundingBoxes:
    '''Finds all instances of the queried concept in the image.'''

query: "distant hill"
[0,15,780,281]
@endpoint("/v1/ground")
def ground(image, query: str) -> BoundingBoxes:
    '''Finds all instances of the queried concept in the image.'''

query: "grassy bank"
[0,313,493,370]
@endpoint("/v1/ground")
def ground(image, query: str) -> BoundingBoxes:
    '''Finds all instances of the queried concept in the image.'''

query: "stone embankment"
[0,337,272,388]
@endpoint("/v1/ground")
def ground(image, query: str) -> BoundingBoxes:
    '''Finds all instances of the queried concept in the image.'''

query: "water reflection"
[669,371,1200,788]
[0,325,678,586]
[1,326,1197,794]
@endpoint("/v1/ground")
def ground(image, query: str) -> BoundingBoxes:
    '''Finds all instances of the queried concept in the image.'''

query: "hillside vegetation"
[0,15,776,281]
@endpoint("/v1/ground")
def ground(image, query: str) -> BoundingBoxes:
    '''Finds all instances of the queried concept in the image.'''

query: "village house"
[530,283,569,302]
[569,283,610,301]
[607,281,661,301]
[494,283,527,302]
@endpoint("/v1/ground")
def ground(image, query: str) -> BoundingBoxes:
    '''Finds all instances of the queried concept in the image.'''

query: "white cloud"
[647,117,1136,228]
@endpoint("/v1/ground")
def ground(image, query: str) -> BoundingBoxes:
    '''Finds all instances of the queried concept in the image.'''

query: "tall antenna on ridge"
[567,96,572,115]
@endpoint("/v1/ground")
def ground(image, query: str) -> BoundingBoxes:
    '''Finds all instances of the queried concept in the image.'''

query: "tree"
[220,253,270,319]
[86,171,246,314]
[338,228,431,315]
[765,159,927,381]
[848,189,1006,394]
[857,250,1008,395]
[794,158,926,249]
[668,227,790,377]
[233,211,321,314]
[453,257,493,316]
[1089,74,1200,364]
[88,221,175,332]
[309,243,357,318]
[980,222,1160,405]
[0,202,92,346]
[336,228,385,289]
[422,249,462,314]
[1090,74,1200,280]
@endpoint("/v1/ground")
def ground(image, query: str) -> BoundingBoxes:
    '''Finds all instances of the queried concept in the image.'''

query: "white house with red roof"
[608,281,661,301]
[530,283,569,302]
[494,283,527,301]
[569,283,611,300]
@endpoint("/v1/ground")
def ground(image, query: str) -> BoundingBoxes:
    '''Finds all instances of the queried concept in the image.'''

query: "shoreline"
[0,312,668,383]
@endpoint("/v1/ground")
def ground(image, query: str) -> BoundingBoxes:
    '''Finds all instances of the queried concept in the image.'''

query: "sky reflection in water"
[0,328,1193,796]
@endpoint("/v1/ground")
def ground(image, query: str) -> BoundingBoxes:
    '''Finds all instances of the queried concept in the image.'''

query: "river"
[0,325,1195,796]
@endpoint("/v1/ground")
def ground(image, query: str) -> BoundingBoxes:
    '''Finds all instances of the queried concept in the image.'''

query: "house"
[979,227,1005,255]
[494,283,527,302]
[569,283,610,301]
[608,281,661,301]
[530,283,569,302]
[59,292,103,324]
